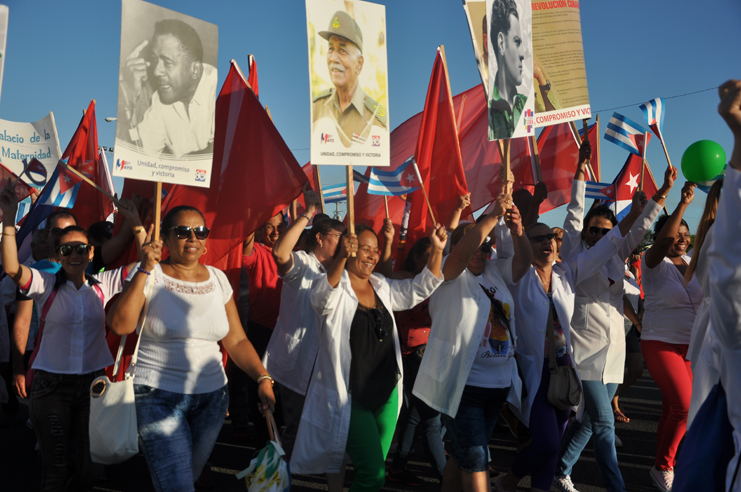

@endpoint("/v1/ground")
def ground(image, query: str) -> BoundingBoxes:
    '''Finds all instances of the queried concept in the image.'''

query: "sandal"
[614,409,630,423]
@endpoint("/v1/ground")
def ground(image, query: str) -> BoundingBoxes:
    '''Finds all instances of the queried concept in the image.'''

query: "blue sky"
[1,0,739,231]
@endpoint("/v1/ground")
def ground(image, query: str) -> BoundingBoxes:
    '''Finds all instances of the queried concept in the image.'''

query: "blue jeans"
[135,384,229,492]
[441,385,510,473]
[557,380,625,492]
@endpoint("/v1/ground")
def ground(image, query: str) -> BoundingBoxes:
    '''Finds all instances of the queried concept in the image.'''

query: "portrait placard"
[113,0,218,187]
[306,0,390,167]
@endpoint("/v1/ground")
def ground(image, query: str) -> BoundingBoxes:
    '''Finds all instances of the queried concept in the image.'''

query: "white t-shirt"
[465,274,517,388]
[129,264,233,394]
[641,255,703,345]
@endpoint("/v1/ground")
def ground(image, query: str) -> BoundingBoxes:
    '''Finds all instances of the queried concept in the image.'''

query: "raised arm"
[442,195,507,281]
[425,224,447,279]
[559,141,591,260]
[719,79,741,172]
[100,199,146,266]
[645,181,694,268]
[273,184,319,276]
[0,185,31,287]
[326,233,354,288]
[504,204,533,283]
[106,225,161,336]
[445,193,471,232]
[523,182,547,229]
[377,219,397,278]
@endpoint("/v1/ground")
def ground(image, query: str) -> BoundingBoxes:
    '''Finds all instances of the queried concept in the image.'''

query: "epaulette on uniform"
[313,88,333,103]
[364,96,387,127]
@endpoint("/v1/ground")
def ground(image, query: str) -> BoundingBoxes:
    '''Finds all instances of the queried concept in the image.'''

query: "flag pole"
[658,132,674,171]
[314,166,326,213]
[569,120,597,181]
[346,165,355,256]
[642,157,670,215]
[639,131,649,192]
[383,196,389,219]
[59,160,124,209]
[595,114,602,180]
[530,135,543,182]
[497,140,513,196]
[411,158,437,225]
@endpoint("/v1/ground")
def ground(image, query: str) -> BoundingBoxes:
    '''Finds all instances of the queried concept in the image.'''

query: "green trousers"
[346,388,399,492]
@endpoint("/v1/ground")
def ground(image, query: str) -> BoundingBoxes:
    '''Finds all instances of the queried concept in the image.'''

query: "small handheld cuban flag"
[367,156,420,196]
[605,112,651,156]
[584,180,613,200]
[639,98,665,142]
[36,158,82,209]
[322,183,346,204]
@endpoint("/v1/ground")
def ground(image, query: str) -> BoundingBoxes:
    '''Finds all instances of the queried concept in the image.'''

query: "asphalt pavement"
[0,369,665,492]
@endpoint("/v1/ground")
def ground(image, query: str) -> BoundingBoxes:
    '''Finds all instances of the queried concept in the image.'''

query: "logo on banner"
[195,169,207,182]
[320,133,334,144]
[523,109,534,133]
[116,159,132,171]
[372,135,380,147]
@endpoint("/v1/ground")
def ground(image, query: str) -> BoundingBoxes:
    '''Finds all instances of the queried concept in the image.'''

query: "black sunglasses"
[529,233,557,243]
[588,226,612,237]
[57,244,91,257]
[166,225,210,240]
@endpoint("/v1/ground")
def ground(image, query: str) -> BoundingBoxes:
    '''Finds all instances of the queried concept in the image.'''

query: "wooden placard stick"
[639,131,648,192]
[530,135,543,182]
[59,160,125,209]
[314,166,325,213]
[383,196,389,219]
[411,158,437,225]
[346,165,355,256]
[595,114,602,180]
[497,139,513,196]
[569,120,597,181]
[154,181,162,241]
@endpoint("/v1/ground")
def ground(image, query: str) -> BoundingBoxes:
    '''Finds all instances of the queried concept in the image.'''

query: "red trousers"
[641,339,693,470]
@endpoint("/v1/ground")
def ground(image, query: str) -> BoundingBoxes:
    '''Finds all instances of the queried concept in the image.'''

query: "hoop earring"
[203,247,208,254]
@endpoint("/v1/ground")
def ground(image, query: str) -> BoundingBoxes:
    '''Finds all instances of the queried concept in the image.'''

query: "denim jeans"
[557,380,625,492]
[135,384,229,492]
[29,369,105,492]
[441,385,510,473]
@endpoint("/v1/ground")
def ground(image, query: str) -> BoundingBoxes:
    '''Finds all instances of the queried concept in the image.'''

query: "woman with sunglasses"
[412,195,532,492]
[494,212,641,492]
[290,222,447,492]
[0,186,144,492]
[263,186,345,465]
[106,205,276,492]
[639,181,703,491]
[552,141,675,492]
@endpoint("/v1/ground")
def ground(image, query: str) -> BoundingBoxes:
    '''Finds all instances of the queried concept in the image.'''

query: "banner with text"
[463,0,589,131]
[113,0,218,187]
[0,113,62,187]
[306,0,390,166]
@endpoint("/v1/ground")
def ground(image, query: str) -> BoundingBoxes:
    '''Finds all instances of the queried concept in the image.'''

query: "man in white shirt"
[118,19,216,157]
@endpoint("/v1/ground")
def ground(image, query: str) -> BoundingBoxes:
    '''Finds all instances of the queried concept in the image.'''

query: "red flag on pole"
[402,48,468,260]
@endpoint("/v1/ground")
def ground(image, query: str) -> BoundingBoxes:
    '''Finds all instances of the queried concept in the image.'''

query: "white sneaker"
[553,475,581,492]
[649,466,674,492]
[614,434,623,447]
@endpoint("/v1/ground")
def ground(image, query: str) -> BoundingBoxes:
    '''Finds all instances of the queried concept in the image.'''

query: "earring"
[203,247,208,254]
[319,241,323,247]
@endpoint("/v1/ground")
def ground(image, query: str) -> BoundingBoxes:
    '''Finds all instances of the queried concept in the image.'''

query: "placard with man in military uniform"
[306,0,390,167]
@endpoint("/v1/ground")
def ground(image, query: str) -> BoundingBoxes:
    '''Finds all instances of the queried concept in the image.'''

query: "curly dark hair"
[584,205,618,228]
[490,0,519,58]
[305,218,345,252]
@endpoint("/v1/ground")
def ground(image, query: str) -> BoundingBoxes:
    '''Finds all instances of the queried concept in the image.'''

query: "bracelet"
[132,227,145,235]
[256,374,274,386]
[136,266,152,276]
[655,194,667,199]
[298,213,311,221]
[2,232,15,236]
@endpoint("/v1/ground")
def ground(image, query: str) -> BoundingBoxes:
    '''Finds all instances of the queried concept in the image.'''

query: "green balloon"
[681,140,726,183]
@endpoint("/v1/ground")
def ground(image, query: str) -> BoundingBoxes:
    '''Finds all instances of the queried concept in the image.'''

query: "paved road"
[1,370,664,492]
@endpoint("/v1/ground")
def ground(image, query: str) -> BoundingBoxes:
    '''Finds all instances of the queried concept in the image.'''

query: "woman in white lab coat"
[290,223,446,492]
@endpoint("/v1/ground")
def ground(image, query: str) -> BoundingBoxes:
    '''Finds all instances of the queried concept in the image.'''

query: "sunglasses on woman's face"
[57,244,91,257]
[166,225,210,240]
[529,233,557,243]
[588,226,612,237]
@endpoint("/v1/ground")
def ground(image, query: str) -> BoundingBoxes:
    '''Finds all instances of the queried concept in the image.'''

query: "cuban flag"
[322,183,346,204]
[36,159,82,208]
[367,156,420,196]
[605,112,651,156]
[639,97,665,141]
[598,153,659,220]
[585,180,612,200]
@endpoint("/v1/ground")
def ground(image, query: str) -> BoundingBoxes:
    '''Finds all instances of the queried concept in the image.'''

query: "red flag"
[600,153,659,203]
[60,100,114,228]
[248,54,259,99]
[403,49,468,260]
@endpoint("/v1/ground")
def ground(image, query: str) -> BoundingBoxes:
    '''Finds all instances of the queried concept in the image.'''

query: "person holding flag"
[553,141,676,492]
